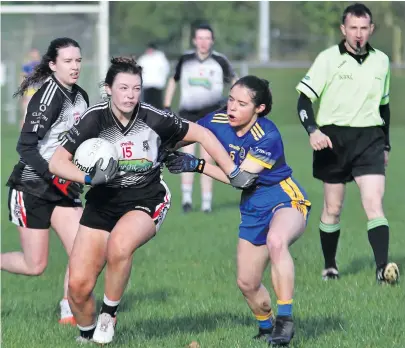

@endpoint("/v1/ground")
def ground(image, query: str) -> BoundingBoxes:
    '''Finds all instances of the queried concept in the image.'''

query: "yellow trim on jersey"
[246,153,273,169]
[212,113,229,123]
[214,113,228,118]
[280,178,311,219]
[253,123,265,137]
[211,120,229,123]
[250,127,260,141]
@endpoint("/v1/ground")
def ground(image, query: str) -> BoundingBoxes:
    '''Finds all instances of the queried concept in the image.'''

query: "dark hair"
[342,3,373,24]
[104,56,143,87]
[231,75,272,117]
[13,37,80,98]
[193,23,215,40]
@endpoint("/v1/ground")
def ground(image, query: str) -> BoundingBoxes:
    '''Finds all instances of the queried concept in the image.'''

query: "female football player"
[1,37,89,325]
[48,56,256,344]
[164,75,311,346]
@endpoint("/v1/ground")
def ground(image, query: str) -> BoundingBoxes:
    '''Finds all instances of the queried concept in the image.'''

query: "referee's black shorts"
[179,102,224,123]
[313,125,386,184]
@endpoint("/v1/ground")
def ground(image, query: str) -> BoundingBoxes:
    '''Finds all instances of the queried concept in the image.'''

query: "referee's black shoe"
[377,262,399,285]
[322,267,339,281]
[268,316,294,346]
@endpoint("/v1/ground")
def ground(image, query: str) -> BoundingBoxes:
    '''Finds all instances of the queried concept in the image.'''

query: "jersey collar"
[51,74,77,103]
[194,49,213,63]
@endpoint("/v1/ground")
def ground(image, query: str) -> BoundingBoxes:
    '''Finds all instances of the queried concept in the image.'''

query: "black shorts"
[179,102,224,123]
[313,125,385,184]
[80,180,171,233]
[8,188,82,229]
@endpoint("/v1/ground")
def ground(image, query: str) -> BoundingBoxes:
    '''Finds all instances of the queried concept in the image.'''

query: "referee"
[296,3,399,284]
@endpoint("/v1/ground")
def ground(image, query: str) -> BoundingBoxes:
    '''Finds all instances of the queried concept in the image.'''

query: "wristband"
[306,125,318,135]
[84,174,92,186]
[384,144,391,152]
[195,159,206,173]
[228,165,240,178]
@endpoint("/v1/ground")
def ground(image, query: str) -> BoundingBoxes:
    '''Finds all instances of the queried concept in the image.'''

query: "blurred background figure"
[20,48,41,127]
[137,42,170,109]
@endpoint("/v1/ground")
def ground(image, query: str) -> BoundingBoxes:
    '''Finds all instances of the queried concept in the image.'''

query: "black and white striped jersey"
[62,101,189,189]
[7,75,89,201]
[174,50,236,111]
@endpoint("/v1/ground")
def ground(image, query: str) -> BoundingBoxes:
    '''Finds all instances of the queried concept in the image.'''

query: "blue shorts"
[239,177,311,245]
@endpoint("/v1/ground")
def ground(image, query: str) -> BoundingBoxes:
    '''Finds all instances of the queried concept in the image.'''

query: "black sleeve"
[173,55,184,82]
[153,110,190,147]
[297,93,318,134]
[214,54,236,83]
[379,103,391,151]
[17,81,63,180]
[61,108,101,155]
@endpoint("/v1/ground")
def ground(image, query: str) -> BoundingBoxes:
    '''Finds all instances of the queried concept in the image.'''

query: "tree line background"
[1,1,404,63]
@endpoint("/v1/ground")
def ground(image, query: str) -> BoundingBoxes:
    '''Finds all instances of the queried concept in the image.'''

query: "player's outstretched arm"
[164,150,257,189]
[49,146,87,183]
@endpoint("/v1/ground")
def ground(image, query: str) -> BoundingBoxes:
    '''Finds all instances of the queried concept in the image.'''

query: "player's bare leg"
[355,174,399,284]
[68,225,108,342]
[237,239,273,340]
[181,143,196,213]
[94,211,156,344]
[200,145,213,213]
[266,207,306,346]
[51,205,82,325]
[1,227,49,275]
[320,183,345,280]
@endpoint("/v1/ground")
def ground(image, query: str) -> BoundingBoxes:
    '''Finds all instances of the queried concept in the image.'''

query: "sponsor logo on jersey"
[118,158,153,172]
[252,147,272,158]
[229,144,240,151]
[120,141,134,147]
[188,77,212,89]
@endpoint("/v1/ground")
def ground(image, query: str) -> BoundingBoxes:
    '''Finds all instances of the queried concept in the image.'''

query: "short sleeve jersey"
[296,41,390,127]
[62,102,189,189]
[197,109,292,186]
[7,75,89,200]
[174,50,236,112]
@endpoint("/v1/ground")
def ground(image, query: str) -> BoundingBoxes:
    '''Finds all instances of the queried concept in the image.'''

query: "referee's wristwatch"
[306,125,318,135]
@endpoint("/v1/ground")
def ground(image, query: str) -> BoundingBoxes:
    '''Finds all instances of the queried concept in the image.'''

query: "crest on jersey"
[239,147,246,160]
[143,140,150,152]
[73,111,82,125]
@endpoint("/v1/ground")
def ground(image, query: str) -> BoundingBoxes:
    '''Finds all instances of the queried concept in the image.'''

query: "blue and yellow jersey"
[197,108,293,186]
[22,60,40,76]
[22,60,41,96]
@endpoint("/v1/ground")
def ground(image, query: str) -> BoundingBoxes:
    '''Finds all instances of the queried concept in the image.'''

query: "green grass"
[2,69,405,348]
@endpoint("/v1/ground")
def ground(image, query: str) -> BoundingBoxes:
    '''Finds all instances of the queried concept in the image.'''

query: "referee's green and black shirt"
[296,40,390,128]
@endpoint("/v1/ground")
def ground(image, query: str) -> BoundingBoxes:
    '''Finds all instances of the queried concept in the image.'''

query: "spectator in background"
[20,48,41,127]
[137,43,170,109]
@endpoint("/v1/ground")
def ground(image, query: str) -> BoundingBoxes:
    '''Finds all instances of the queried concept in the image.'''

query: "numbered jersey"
[197,108,292,186]
[7,75,89,200]
[62,101,189,188]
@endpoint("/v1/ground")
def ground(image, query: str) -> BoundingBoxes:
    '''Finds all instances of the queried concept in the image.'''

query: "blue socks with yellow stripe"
[255,311,273,330]
[277,299,293,317]
[367,217,389,268]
